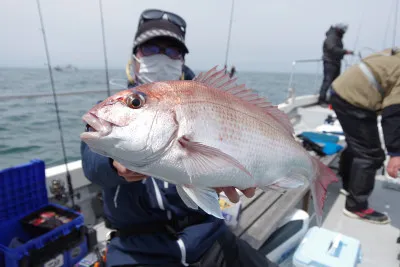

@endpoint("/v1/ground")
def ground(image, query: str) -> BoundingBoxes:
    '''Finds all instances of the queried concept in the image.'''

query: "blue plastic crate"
[0,159,87,267]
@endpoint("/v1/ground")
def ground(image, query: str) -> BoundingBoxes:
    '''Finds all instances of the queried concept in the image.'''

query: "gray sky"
[0,0,397,72]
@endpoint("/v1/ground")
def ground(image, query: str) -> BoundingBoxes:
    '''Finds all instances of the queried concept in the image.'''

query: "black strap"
[105,213,208,239]
[217,230,238,267]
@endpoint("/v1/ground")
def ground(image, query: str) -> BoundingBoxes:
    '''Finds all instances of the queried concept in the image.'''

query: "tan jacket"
[332,48,400,111]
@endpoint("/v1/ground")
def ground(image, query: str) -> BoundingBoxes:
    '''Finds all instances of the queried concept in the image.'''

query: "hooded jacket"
[322,27,347,65]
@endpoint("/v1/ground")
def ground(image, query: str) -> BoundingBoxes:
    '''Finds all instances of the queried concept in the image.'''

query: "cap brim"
[133,29,189,54]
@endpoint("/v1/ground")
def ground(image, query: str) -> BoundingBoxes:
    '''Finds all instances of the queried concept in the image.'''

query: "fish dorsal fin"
[194,66,294,135]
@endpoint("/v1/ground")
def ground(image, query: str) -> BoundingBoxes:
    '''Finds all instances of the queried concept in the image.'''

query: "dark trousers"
[330,92,386,211]
[116,229,278,267]
[319,61,341,103]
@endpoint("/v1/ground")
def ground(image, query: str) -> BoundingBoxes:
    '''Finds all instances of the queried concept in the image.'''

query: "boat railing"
[285,58,323,104]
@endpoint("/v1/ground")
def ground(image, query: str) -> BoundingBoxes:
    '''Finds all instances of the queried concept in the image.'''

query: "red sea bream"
[80,66,338,226]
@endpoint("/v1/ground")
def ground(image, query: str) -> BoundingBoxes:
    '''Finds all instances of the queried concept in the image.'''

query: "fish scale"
[80,66,338,226]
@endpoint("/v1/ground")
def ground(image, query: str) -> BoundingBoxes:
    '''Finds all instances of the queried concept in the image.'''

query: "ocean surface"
[0,68,322,170]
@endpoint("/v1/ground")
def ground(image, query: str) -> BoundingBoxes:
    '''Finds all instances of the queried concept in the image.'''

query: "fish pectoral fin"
[176,185,199,210]
[178,135,252,178]
[261,171,306,191]
[180,185,224,219]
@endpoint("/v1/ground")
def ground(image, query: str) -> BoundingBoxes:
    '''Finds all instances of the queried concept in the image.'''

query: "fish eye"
[126,93,145,109]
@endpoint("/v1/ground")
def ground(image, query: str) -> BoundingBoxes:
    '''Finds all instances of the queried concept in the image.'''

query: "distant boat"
[53,64,78,72]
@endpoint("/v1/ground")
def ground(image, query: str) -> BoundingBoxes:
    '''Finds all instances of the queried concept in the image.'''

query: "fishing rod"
[98,0,111,97]
[224,0,235,70]
[0,88,122,100]
[35,0,78,210]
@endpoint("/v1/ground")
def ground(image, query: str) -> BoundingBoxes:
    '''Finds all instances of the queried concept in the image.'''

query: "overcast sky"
[0,0,398,72]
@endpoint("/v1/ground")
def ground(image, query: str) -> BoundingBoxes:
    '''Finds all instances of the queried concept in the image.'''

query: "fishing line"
[392,0,399,50]
[224,0,235,70]
[0,89,122,100]
[349,2,367,67]
[35,0,76,209]
[383,0,396,49]
[98,0,111,97]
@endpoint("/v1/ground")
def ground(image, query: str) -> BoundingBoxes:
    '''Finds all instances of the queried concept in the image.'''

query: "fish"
[80,66,338,226]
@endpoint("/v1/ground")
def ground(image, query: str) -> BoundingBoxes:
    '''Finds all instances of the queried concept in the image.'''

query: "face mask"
[133,54,183,84]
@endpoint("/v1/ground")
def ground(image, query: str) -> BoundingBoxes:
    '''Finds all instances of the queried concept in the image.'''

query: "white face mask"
[133,54,183,84]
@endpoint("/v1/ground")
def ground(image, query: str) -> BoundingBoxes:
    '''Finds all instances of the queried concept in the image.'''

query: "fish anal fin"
[178,135,252,178]
[176,185,199,210]
[181,186,223,219]
[193,66,294,135]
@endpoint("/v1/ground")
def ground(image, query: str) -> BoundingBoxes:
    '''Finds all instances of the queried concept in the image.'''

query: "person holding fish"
[81,8,281,267]
[330,47,400,224]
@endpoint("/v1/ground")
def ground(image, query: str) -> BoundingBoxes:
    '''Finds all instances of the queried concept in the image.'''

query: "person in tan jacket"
[329,48,400,224]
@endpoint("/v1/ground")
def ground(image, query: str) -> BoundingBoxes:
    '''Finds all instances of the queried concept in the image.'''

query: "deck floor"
[321,175,400,267]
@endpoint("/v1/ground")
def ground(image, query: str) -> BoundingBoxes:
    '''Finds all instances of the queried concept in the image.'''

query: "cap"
[133,19,189,54]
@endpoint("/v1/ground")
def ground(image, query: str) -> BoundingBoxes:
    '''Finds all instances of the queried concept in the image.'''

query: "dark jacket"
[322,27,347,65]
[183,64,195,80]
[80,65,227,267]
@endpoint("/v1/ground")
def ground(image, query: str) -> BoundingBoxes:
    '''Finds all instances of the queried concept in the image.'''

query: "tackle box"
[0,159,88,267]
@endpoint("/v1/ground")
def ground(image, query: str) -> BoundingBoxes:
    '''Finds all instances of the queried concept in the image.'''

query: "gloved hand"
[345,50,354,55]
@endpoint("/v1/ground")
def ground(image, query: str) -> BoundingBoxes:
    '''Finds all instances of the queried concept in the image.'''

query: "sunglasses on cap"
[139,9,186,35]
[139,43,183,60]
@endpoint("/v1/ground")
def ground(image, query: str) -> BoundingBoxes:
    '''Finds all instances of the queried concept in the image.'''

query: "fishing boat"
[1,0,399,266]
[0,57,386,267]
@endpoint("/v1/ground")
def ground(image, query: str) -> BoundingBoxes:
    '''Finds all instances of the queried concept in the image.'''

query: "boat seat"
[230,185,309,250]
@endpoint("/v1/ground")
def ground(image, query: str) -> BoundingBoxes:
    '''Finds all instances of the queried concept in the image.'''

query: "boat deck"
[293,103,400,267]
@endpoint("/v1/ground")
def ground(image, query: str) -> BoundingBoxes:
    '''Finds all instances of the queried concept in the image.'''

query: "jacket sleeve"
[381,103,400,156]
[183,64,196,80]
[325,36,347,58]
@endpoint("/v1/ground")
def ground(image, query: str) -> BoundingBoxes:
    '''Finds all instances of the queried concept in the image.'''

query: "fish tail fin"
[310,157,338,227]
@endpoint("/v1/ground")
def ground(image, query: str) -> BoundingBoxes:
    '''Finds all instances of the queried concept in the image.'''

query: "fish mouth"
[80,113,113,140]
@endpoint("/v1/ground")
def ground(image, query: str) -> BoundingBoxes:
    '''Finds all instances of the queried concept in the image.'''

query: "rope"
[99,0,111,97]
[35,0,76,208]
